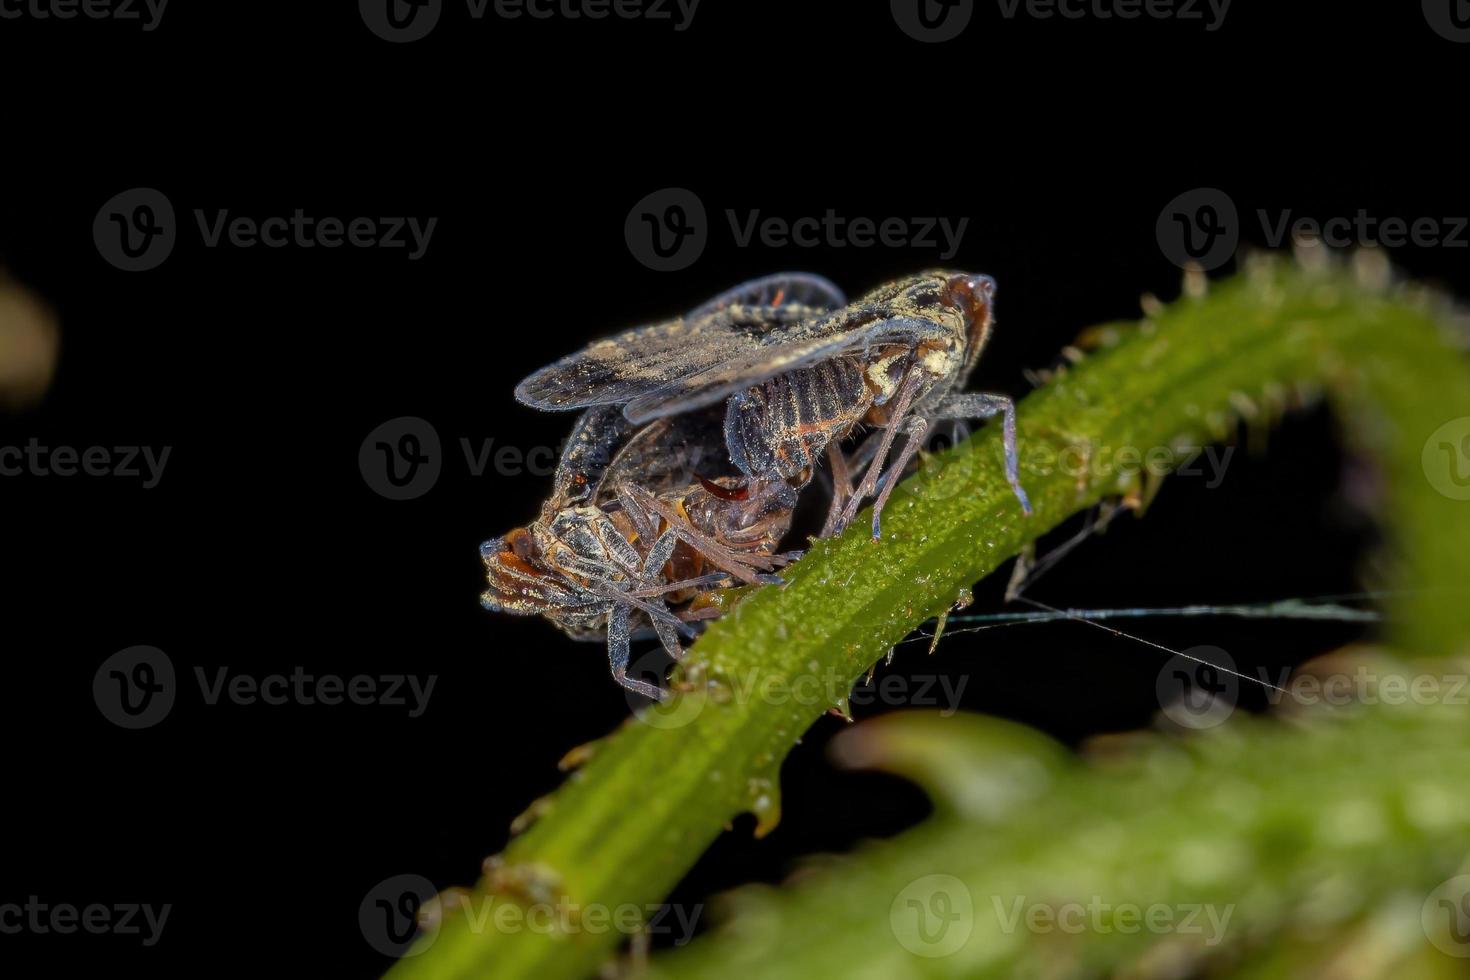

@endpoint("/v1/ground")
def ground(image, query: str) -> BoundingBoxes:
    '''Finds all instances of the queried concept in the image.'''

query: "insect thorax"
[542,506,643,581]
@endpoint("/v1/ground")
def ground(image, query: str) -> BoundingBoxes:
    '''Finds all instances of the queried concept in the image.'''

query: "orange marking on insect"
[697,475,750,501]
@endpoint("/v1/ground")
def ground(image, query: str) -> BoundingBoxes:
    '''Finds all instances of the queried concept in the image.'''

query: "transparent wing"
[513,274,844,412]
[684,273,846,320]
[622,315,952,423]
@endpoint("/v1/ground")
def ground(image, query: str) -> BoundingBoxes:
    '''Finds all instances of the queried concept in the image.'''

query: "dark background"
[1,1,1465,976]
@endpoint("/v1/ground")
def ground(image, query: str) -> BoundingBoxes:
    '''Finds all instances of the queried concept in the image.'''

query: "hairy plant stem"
[387,254,1470,980]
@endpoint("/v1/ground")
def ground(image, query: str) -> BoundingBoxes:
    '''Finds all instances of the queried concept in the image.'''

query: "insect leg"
[642,527,680,580]
[845,429,888,477]
[617,483,778,585]
[649,608,687,662]
[631,572,737,596]
[867,415,928,540]
[607,603,666,701]
[932,392,1032,515]
[836,367,925,535]
[616,483,660,545]
[821,442,854,538]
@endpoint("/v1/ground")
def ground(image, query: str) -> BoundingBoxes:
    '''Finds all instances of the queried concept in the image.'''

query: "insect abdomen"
[725,357,868,481]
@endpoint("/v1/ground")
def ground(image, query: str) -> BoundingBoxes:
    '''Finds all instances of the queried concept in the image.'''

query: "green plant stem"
[648,702,1470,979]
[387,255,1470,980]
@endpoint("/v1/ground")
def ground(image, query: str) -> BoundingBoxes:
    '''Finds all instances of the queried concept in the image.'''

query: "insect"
[480,401,797,700]
[515,271,1032,540]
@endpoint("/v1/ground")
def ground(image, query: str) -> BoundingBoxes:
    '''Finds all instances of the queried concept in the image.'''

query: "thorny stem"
[385,253,1470,980]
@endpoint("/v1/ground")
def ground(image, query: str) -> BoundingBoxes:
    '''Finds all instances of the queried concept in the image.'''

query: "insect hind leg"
[836,367,924,537]
[931,392,1032,516]
[607,603,666,701]
[616,483,780,586]
[867,415,928,540]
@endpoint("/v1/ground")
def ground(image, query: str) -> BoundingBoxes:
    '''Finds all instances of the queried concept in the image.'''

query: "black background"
[1,1,1465,976]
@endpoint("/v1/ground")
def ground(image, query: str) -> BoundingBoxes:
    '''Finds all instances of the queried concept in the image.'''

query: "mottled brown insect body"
[484,396,798,700]
[516,271,1031,539]
[725,356,871,481]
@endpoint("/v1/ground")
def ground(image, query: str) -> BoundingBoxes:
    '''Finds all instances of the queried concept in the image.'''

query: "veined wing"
[684,272,845,320]
[623,314,953,423]
[514,274,843,412]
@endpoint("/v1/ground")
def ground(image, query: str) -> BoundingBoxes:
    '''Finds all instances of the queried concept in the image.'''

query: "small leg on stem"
[868,415,928,540]
[932,391,1031,515]
[607,604,666,702]
[837,367,924,533]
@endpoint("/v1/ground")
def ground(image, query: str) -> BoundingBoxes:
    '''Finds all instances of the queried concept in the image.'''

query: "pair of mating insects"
[480,271,1032,700]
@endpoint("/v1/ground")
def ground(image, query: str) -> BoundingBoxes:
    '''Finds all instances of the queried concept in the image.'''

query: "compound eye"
[946,272,994,302]
[504,527,537,560]
[941,274,996,326]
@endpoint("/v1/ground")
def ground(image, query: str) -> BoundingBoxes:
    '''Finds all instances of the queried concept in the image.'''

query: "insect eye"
[943,273,996,319]
[505,528,537,560]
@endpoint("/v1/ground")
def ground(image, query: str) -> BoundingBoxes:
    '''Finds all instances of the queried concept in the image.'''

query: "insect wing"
[622,314,953,424]
[684,272,846,320]
[513,274,844,412]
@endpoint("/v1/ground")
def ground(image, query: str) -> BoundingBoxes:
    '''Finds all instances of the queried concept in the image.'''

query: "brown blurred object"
[0,272,60,409]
